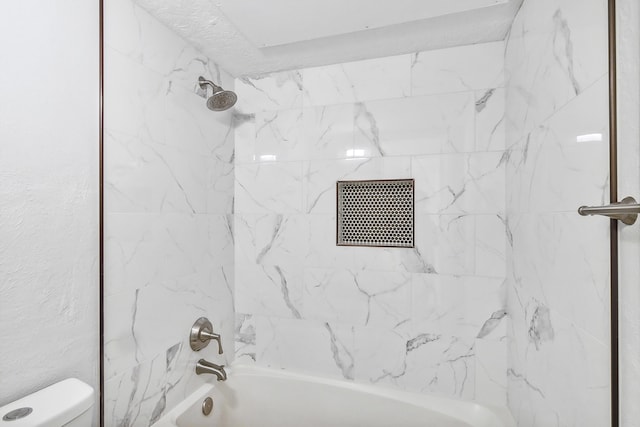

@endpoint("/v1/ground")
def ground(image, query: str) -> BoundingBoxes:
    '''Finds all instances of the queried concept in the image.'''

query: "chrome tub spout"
[195,359,227,381]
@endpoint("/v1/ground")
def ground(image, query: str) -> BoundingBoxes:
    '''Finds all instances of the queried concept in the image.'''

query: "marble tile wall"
[233,41,509,406]
[504,0,611,425]
[103,0,235,424]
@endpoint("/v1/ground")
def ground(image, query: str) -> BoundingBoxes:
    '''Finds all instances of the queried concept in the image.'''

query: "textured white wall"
[0,0,100,417]
[617,0,640,425]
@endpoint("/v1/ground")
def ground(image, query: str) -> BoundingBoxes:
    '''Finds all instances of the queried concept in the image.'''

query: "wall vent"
[336,179,414,248]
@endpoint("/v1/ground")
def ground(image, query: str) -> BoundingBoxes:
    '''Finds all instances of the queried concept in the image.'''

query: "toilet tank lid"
[0,378,94,426]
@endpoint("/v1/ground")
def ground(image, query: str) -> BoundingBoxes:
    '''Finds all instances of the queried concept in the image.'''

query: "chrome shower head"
[198,76,237,111]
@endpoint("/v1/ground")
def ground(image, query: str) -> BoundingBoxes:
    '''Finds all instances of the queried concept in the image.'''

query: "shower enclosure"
[100,0,640,426]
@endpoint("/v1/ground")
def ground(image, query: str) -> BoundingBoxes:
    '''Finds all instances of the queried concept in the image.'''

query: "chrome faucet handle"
[199,330,223,354]
[190,317,223,353]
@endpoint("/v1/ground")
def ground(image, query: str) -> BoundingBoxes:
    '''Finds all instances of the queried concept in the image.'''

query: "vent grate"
[337,179,414,248]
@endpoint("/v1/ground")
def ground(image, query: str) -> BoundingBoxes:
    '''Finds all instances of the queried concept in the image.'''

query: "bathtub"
[155,365,515,427]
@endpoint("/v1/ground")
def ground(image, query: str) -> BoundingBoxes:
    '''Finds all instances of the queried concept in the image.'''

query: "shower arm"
[198,76,222,92]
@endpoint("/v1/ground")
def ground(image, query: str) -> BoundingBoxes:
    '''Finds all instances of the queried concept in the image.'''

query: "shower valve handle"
[190,317,223,353]
[199,330,223,355]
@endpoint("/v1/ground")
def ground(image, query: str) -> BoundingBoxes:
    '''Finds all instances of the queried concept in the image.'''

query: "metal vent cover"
[337,179,414,248]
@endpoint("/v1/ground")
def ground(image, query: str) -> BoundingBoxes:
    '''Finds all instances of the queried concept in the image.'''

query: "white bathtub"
[155,365,515,427]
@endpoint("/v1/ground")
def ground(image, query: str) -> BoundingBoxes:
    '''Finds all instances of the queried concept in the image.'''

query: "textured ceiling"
[133,0,524,77]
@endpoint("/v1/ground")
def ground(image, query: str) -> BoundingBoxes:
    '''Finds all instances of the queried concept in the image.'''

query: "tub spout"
[196,359,227,381]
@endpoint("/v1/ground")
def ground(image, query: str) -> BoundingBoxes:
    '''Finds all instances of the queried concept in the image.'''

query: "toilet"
[0,378,94,426]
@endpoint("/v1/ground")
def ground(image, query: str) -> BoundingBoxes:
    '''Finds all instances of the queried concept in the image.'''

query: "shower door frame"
[607,1,620,426]
[99,0,105,425]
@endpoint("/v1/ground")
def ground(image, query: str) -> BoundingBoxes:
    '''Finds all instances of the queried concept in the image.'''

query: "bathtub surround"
[233,41,509,406]
[0,0,100,417]
[504,0,611,425]
[103,0,235,424]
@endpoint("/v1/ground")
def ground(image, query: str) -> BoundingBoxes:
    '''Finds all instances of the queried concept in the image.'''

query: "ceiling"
[133,0,523,77]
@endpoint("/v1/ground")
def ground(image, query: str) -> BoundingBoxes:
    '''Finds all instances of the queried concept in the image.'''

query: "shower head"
[198,76,237,111]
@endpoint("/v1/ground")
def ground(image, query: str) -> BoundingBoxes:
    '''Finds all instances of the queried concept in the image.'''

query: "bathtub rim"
[226,364,515,427]
[154,364,516,427]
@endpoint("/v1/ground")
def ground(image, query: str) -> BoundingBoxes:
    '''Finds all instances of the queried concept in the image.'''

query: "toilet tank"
[0,378,94,427]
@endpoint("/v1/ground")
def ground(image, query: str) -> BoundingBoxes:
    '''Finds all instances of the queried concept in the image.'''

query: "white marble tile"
[104,0,143,59]
[304,157,411,214]
[412,274,506,340]
[475,339,507,406]
[233,112,257,164]
[163,84,236,157]
[104,0,236,423]
[206,156,234,214]
[350,213,495,277]
[234,263,303,319]
[105,0,183,77]
[235,313,256,364]
[105,278,226,373]
[303,54,411,106]
[508,212,609,342]
[235,162,303,214]
[104,210,234,373]
[104,289,140,379]
[302,104,355,159]
[235,71,303,113]
[506,76,609,215]
[475,88,506,152]
[234,214,306,266]
[306,214,355,269]
[302,269,368,325]
[475,214,507,278]
[250,109,305,161]
[105,213,212,297]
[104,341,210,427]
[353,327,409,385]
[351,246,436,275]
[411,42,505,96]
[507,304,609,427]
[412,152,506,215]
[207,214,235,266]
[505,0,608,140]
[255,317,355,380]
[104,47,166,141]
[379,333,476,399]
[226,37,513,405]
[105,129,207,214]
[303,269,411,328]
[413,153,466,214]
[413,214,476,276]
[104,353,166,427]
[353,93,475,157]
